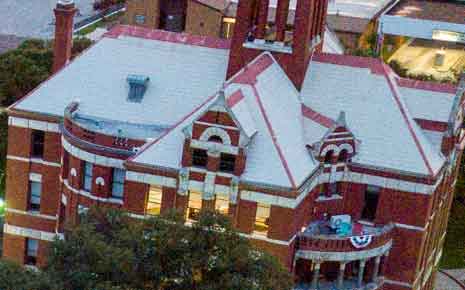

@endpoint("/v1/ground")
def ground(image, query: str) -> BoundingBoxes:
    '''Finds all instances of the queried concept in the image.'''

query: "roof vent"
[127,74,150,103]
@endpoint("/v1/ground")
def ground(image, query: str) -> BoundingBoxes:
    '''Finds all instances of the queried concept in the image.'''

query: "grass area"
[440,163,465,269]
[75,10,124,36]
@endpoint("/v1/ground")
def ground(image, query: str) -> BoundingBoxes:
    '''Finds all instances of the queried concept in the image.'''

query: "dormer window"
[219,153,235,173]
[338,149,348,163]
[127,74,149,103]
[208,135,223,143]
[324,150,334,164]
[192,149,208,168]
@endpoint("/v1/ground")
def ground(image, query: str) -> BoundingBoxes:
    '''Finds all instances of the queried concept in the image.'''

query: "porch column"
[256,0,270,40]
[311,261,321,290]
[379,250,390,277]
[337,262,347,289]
[275,0,290,42]
[372,255,381,282]
[357,259,366,288]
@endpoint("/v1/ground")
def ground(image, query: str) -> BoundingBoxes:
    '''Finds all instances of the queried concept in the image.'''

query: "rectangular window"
[31,130,45,158]
[219,153,236,173]
[135,14,145,24]
[29,181,41,211]
[361,185,380,221]
[215,194,229,216]
[25,239,38,266]
[147,186,163,215]
[111,168,125,199]
[254,203,271,236]
[83,162,93,192]
[187,191,202,222]
[192,149,208,168]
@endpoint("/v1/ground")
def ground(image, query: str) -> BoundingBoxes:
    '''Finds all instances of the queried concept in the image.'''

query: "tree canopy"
[1,208,294,290]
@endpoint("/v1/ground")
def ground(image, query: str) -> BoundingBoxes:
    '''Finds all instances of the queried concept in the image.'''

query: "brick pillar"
[256,0,270,40]
[275,0,290,42]
[207,154,220,172]
[53,0,77,73]
[202,199,215,211]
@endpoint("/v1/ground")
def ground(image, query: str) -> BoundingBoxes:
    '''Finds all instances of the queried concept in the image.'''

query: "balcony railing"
[296,221,394,254]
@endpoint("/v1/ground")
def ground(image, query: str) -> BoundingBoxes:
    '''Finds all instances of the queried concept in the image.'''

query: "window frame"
[361,185,380,221]
[192,149,208,168]
[254,203,271,236]
[25,238,38,266]
[147,186,163,216]
[31,130,45,158]
[219,153,236,173]
[111,168,125,199]
[83,162,93,192]
[28,180,41,212]
[187,191,202,222]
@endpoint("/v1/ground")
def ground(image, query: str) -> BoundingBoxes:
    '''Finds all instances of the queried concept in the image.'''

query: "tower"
[53,0,77,73]
[226,0,329,90]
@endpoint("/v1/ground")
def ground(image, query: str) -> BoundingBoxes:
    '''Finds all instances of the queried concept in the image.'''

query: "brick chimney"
[53,0,77,73]
[227,0,328,90]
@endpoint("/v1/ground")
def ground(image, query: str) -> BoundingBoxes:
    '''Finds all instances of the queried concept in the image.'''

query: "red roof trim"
[128,94,218,162]
[383,65,434,176]
[415,119,448,132]
[251,84,297,188]
[230,53,274,85]
[396,77,457,94]
[312,53,386,75]
[301,104,335,128]
[227,89,245,108]
[104,25,231,50]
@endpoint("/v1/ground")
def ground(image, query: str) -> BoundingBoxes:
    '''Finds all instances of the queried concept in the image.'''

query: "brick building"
[3,0,465,290]
[126,0,345,54]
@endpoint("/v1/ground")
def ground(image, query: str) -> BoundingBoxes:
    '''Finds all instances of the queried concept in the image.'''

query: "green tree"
[44,207,293,290]
[0,260,52,290]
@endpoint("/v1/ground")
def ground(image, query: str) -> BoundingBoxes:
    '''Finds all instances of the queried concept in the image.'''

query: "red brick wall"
[123,181,149,215]
[2,234,25,264]
[236,199,256,234]
[5,159,29,211]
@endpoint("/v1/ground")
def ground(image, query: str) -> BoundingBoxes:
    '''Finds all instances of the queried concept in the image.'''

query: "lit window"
[83,162,93,192]
[147,186,163,215]
[111,168,125,199]
[222,17,236,39]
[25,239,38,266]
[187,191,202,222]
[215,194,229,216]
[29,181,41,211]
[254,203,270,236]
[219,153,236,173]
[31,130,45,158]
[192,149,208,168]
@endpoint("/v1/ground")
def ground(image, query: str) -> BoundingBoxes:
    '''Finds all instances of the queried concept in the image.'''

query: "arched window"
[208,135,223,143]
[324,150,334,164]
[338,149,349,163]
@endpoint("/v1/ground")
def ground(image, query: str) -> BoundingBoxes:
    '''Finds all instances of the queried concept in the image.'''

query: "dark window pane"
[29,181,41,211]
[31,130,45,158]
[192,149,208,168]
[219,153,235,173]
[111,168,125,199]
[361,186,380,221]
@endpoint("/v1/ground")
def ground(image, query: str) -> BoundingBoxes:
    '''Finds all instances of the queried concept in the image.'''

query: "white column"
[311,261,321,290]
[357,259,366,288]
[337,262,347,289]
[372,256,381,282]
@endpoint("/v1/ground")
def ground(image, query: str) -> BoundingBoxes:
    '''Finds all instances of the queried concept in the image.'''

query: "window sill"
[316,194,343,202]
[243,40,293,54]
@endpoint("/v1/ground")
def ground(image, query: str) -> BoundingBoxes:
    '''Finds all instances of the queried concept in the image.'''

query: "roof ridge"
[382,64,435,176]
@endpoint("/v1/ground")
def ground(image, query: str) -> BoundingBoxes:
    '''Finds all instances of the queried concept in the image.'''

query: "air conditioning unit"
[329,214,351,229]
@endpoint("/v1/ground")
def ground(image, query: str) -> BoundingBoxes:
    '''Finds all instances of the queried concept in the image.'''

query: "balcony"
[296,220,394,260]
[294,220,393,290]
